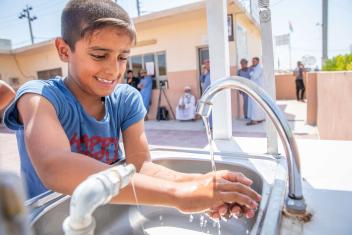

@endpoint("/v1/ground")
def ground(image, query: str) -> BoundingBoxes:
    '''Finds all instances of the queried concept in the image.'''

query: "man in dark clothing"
[294,61,305,101]
[126,70,140,91]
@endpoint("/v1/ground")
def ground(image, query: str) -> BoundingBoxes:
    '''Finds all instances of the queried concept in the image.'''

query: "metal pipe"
[196,76,307,214]
[63,164,135,235]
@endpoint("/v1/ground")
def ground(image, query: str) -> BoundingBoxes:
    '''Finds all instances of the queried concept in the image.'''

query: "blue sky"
[0,0,351,69]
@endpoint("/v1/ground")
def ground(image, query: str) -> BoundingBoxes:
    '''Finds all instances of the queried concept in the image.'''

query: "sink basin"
[28,148,285,235]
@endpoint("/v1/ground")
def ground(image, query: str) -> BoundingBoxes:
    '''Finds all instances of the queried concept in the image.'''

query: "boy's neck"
[64,77,105,119]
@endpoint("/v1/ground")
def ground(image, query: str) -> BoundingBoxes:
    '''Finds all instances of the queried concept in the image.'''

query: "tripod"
[156,83,175,120]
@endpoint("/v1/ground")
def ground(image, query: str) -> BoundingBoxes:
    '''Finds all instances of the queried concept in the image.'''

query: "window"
[157,53,167,76]
[127,52,167,89]
[37,68,62,80]
[236,24,249,66]
[131,55,142,77]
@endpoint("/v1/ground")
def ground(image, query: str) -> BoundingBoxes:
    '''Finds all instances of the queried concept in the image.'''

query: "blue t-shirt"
[4,77,146,198]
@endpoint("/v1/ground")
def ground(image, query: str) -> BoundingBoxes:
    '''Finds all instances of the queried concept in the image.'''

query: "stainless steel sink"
[28,148,285,235]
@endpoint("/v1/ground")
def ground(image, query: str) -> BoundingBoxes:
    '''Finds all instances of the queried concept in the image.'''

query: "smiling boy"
[4,0,260,219]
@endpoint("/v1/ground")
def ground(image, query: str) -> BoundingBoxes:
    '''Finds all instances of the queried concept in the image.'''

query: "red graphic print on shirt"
[70,133,119,164]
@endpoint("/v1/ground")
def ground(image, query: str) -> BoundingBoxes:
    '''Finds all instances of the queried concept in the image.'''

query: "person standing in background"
[126,70,140,91]
[200,59,211,94]
[138,69,153,114]
[247,57,265,126]
[199,59,213,128]
[293,61,306,101]
[237,58,251,120]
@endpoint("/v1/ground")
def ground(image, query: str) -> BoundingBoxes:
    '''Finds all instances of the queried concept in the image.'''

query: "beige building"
[0,0,261,120]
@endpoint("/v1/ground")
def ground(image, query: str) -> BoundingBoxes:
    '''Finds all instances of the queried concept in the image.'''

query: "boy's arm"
[17,94,185,203]
[0,81,16,110]
[17,93,110,195]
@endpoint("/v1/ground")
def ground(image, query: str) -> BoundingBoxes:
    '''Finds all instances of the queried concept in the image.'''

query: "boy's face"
[57,27,132,97]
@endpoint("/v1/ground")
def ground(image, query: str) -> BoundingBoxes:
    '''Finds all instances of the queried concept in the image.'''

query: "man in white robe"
[247,57,265,125]
[176,86,196,121]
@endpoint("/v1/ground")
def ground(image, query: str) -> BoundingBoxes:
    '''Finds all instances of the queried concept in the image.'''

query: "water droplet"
[189,214,194,223]
[200,215,205,228]
[159,215,163,221]
[217,221,221,235]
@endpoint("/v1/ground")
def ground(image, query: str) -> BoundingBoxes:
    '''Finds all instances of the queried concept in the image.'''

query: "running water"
[202,116,216,172]
[202,116,222,235]
[131,177,147,235]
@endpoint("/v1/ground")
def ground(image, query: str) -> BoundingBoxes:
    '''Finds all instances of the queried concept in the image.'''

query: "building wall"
[306,72,317,125]
[0,44,66,86]
[0,54,21,85]
[15,44,67,83]
[134,6,261,119]
[316,72,352,140]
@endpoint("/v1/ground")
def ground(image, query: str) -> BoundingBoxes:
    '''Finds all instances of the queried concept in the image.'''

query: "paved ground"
[0,100,318,176]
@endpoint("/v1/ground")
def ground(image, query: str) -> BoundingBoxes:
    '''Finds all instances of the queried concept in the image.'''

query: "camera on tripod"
[159,80,168,89]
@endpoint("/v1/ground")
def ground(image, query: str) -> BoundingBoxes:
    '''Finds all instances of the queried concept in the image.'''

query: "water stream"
[202,116,217,172]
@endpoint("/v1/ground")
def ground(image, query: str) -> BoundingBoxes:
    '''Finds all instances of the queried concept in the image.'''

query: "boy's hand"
[204,170,259,220]
[174,171,261,215]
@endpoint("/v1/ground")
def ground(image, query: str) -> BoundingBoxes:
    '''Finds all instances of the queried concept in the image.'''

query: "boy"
[4,0,260,220]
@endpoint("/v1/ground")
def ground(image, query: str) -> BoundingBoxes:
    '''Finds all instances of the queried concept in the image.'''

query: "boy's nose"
[105,59,121,78]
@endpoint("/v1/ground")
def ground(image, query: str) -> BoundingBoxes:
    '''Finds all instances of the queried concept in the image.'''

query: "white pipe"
[63,164,135,235]
[258,0,279,155]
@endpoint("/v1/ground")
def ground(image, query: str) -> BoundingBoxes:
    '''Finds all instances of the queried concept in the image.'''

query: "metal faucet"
[63,164,136,235]
[196,76,307,215]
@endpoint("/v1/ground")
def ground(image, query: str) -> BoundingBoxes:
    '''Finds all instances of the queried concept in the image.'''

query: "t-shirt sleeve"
[4,80,63,130]
[120,85,147,131]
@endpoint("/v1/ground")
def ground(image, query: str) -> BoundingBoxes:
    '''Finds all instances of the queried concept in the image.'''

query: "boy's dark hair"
[62,0,136,51]
[253,57,260,62]
[127,70,133,74]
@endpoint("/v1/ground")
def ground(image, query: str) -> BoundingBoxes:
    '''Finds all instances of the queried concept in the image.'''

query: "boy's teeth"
[96,77,113,84]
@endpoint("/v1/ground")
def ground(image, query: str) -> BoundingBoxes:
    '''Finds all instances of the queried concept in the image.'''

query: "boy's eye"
[118,56,128,61]
[90,54,107,60]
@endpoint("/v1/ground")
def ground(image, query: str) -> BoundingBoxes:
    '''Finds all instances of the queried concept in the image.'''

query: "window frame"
[127,51,167,89]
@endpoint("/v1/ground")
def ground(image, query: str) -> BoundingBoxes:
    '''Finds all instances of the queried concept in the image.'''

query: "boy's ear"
[55,37,71,62]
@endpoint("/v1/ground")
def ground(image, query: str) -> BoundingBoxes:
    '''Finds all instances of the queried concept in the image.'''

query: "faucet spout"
[197,76,307,214]
[63,164,136,235]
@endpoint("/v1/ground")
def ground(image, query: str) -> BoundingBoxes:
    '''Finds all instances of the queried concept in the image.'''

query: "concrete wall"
[316,72,352,140]
[275,73,307,100]
[306,72,317,125]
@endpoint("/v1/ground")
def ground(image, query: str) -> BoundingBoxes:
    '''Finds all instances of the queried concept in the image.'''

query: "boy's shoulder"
[19,76,64,94]
[111,83,140,100]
